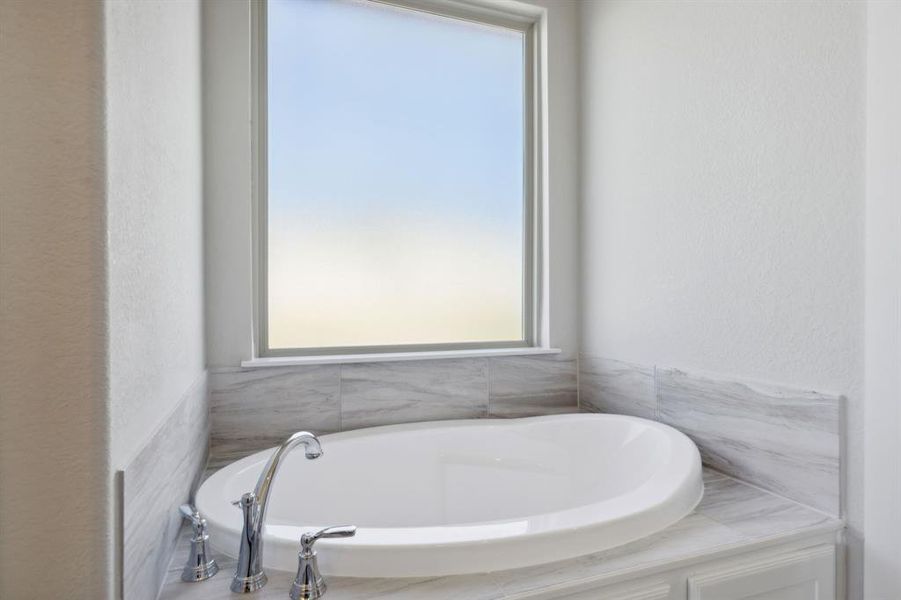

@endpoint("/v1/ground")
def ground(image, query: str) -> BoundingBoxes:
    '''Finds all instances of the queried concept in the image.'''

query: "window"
[257,0,540,356]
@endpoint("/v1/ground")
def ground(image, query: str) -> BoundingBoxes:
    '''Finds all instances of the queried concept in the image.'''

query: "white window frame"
[249,0,551,363]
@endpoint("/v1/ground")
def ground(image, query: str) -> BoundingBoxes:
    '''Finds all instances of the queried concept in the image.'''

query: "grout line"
[575,352,581,411]
[653,364,660,421]
[337,364,344,431]
[486,358,492,417]
[837,394,848,519]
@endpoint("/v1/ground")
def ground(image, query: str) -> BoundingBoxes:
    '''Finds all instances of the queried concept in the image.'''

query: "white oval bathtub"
[196,413,703,577]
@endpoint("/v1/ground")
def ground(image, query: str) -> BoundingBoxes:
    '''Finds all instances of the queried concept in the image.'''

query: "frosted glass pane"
[267,0,525,350]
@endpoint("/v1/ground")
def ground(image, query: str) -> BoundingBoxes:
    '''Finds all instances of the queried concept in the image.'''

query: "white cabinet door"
[558,581,672,600]
[688,545,835,600]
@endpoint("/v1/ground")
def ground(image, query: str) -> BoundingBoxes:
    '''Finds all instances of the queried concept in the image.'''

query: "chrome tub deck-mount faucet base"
[230,430,324,594]
[290,525,357,600]
[179,504,219,582]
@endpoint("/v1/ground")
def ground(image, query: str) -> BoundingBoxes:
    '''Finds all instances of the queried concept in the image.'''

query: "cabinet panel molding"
[559,582,671,600]
[688,544,835,600]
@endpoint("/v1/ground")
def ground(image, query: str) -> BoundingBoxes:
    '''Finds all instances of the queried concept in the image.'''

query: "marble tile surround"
[579,356,656,419]
[210,366,340,466]
[121,373,209,600]
[209,355,577,466]
[157,469,841,600]
[211,354,840,515]
[341,359,488,429]
[489,356,578,417]
[657,368,841,515]
[579,355,842,516]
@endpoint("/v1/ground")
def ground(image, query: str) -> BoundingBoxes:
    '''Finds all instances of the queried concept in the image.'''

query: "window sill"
[240,347,562,368]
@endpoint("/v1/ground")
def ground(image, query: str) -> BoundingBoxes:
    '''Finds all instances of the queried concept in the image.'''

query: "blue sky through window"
[267,0,525,349]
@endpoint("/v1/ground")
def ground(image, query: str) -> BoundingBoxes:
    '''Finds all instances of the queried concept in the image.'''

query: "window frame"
[251,0,547,359]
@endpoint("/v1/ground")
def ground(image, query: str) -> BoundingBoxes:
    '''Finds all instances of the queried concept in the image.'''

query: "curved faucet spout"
[231,431,323,594]
[254,431,322,513]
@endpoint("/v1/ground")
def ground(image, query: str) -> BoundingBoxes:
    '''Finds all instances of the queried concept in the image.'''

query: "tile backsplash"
[488,356,579,418]
[341,359,488,430]
[209,355,577,467]
[208,352,841,516]
[209,365,341,465]
[579,355,842,516]
[657,367,841,516]
[579,356,656,419]
[121,374,209,600]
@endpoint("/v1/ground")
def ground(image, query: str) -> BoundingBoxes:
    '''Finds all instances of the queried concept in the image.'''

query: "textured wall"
[105,3,207,597]
[579,1,865,595]
[0,1,112,596]
[863,1,901,598]
[106,0,206,469]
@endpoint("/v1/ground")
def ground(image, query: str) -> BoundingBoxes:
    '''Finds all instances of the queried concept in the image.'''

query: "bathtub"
[196,413,703,577]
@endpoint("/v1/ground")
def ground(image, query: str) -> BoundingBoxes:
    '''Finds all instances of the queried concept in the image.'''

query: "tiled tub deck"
[158,469,841,600]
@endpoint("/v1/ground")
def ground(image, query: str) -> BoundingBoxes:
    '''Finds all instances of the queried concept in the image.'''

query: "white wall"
[863,2,901,599]
[203,0,255,367]
[203,0,582,366]
[0,1,112,597]
[530,0,581,359]
[579,0,866,595]
[106,0,206,469]
[1,1,206,596]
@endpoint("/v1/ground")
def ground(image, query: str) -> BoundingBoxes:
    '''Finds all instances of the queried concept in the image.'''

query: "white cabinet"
[687,545,835,600]
[558,581,672,600]
[514,541,838,600]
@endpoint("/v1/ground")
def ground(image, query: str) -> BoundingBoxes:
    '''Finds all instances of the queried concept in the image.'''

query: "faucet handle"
[178,504,219,582]
[291,526,356,600]
[300,525,357,556]
[180,504,205,533]
[231,492,256,509]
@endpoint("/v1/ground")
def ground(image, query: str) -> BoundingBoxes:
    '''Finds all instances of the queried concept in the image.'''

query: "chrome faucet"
[290,525,357,600]
[230,431,324,593]
[179,504,219,582]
